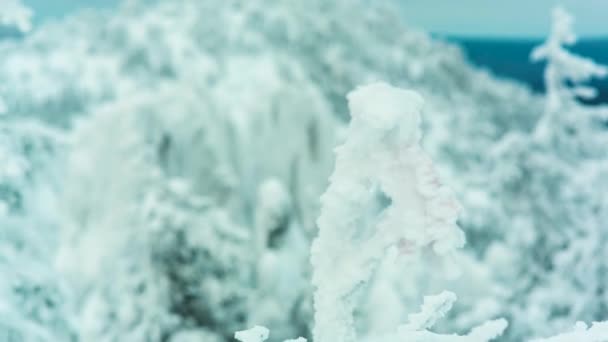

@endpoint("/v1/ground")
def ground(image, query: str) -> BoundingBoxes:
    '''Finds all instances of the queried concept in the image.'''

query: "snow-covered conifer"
[531,6,607,139]
[310,83,506,342]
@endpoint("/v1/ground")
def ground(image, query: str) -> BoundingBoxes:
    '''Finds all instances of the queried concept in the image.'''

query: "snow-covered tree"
[530,6,607,139]
[461,6,608,340]
[312,82,459,342]
[310,82,505,342]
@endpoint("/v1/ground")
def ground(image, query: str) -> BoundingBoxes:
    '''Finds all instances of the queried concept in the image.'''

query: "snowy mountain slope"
[2,0,606,341]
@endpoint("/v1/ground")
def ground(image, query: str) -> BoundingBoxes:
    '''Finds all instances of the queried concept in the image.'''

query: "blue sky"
[400,0,608,38]
[23,0,608,38]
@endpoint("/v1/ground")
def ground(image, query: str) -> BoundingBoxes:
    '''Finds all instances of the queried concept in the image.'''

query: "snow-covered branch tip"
[235,326,306,342]
[401,291,457,332]
[310,82,466,342]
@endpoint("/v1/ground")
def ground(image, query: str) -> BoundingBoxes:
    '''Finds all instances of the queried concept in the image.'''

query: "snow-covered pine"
[0,0,32,33]
[309,82,505,342]
[530,6,607,139]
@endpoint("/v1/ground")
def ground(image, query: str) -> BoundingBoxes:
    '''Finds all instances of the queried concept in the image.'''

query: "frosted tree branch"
[401,291,457,331]
[310,82,466,342]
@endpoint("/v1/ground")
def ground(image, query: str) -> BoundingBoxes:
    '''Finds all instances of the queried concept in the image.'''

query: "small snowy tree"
[530,6,607,139]
[470,6,608,340]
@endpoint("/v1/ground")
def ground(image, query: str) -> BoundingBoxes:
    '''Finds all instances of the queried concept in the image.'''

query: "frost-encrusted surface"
[311,83,464,342]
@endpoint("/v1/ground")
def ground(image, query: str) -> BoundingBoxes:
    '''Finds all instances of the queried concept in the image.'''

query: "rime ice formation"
[531,7,607,139]
[311,83,473,342]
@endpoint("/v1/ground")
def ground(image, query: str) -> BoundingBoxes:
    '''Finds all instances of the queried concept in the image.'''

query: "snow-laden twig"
[235,326,307,342]
[235,326,270,342]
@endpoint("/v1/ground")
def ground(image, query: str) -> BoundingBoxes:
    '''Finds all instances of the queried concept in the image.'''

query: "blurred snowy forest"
[1,0,608,341]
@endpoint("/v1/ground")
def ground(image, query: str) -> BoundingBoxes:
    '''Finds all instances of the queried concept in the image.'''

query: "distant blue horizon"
[400,1,608,38]
[443,36,608,105]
